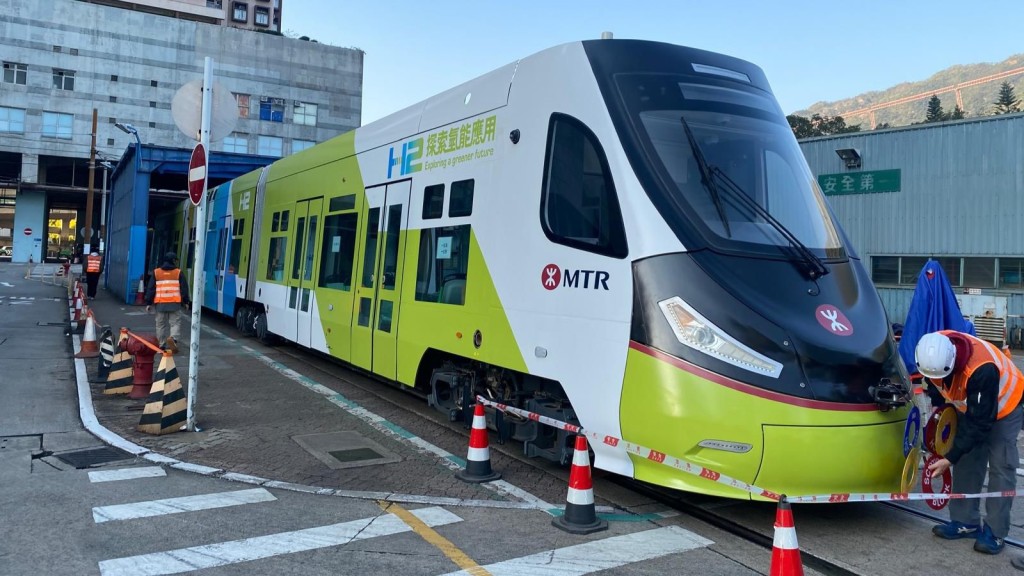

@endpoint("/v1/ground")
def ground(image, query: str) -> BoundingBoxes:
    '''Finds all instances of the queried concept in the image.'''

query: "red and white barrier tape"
[475,396,1014,505]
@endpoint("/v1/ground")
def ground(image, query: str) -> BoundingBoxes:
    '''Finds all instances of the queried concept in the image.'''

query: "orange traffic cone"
[74,311,100,358]
[552,435,608,535]
[455,403,501,483]
[72,289,83,323]
[770,496,804,576]
[134,277,146,306]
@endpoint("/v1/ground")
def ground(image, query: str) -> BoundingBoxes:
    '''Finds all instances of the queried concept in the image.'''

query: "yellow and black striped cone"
[103,329,134,395]
[137,351,186,435]
[91,328,115,383]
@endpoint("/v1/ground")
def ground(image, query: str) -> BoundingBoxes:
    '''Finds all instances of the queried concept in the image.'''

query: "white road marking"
[0,282,13,287]
[88,467,166,483]
[92,488,276,523]
[439,525,713,576]
[97,506,462,576]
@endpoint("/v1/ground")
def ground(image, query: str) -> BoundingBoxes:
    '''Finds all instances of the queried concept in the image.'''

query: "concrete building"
[0,0,361,263]
[799,112,1024,347]
[80,0,284,32]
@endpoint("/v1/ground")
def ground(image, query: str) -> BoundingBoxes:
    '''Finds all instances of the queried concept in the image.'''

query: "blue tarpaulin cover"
[898,259,975,374]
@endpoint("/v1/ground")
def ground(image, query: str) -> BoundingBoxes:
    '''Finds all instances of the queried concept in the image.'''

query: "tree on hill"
[992,81,1020,114]
[925,95,946,123]
[949,105,965,120]
[786,113,861,138]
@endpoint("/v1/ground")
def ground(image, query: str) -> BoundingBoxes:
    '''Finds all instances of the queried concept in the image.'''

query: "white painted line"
[92,488,276,523]
[97,506,462,576]
[439,525,713,576]
[89,467,166,483]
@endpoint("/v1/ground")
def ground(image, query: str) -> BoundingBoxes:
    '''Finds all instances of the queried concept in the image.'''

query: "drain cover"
[55,446,134,469]
[293,431,400,470]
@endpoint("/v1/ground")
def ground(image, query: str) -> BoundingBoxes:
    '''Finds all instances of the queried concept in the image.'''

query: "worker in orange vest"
[85,251,102,298]
[916,330,1024,557]
[144,251,190,354]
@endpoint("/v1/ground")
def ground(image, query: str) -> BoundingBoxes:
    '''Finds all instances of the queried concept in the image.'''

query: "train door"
[351,180,411,379]
[286,198,324,348]
[206,215,231,313]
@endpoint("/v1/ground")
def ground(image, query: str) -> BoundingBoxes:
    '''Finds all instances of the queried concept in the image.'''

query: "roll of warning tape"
[922,454,953,510]
[901,445,921,494]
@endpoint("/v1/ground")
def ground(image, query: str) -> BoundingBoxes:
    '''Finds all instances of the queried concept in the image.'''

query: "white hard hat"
[915,332,956,379]
[90,251,98,256]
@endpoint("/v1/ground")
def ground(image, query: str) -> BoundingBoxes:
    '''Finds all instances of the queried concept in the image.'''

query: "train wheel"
[255,312,276,345]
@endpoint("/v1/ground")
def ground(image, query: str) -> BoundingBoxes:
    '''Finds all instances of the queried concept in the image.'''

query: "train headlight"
[658,296,783,378]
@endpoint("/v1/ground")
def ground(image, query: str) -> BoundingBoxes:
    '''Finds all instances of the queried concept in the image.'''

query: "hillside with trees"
[789,53,1024,131]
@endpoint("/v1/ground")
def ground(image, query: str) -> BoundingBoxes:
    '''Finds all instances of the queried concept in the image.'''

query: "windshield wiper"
[708,166,830,280]
[679,116,731,237]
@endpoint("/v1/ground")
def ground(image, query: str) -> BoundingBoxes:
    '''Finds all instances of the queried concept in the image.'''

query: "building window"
[254,6,270,26]
[233,2,248,22]
[962,257,996,288]
[3,62,27,85]
[259,97,284,122]
[293,102,317,126]
[292,139,314,154]
[223,135,248,153]
[52,69,75,91]
[257,135,282,157]
[999,258,1024,290]
[540,114,628,258]
[234,93,250,118]
[0,107,25,133]
[42,112,73,139]
[870,256,899,285]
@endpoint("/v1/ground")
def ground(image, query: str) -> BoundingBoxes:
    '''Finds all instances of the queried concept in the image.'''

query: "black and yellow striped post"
[103,328,133,395]
[91,327,114,383]
[137,350,186,435]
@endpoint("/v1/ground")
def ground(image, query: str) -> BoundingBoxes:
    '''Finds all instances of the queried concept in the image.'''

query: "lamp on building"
[835,148,861,169]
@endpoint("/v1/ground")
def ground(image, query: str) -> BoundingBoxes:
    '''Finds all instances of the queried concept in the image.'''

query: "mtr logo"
[541,264,610,291]
[387,138,423,179]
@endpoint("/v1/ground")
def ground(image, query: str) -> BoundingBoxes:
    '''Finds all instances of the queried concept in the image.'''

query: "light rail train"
[160,39,910,499]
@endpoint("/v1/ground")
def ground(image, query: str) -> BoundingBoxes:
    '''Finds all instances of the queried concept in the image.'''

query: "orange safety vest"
[87,254,101,273]
[153,268,182,304]
[927,330,1024,420]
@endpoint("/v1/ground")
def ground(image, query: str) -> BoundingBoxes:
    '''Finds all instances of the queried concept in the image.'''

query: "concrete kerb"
[70,321,619,513]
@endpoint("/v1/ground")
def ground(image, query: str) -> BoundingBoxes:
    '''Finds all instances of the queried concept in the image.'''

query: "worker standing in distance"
[85,250,102,298]
[144,251,190,354]
[915,330,1023,557]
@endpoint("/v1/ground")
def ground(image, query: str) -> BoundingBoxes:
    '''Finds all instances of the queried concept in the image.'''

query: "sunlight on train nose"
[658,296,782,378]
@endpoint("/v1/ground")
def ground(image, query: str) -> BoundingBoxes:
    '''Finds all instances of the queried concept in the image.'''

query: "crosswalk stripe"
[89,467,167,483]
[439,526,713,576]
[98,506,462,576]
[92,488,276,523]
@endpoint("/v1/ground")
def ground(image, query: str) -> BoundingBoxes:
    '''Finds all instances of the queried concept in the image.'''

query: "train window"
[361,207,380,288]
[540,114,627,258]
[266,237,287,281]
[422,184,444,219]
[280,210,290,232]
[303,215,317,281]
[415,224,470,305]
[318,213,358,291]
[272,211,280,233]
[229,239,241,274]
[329,195,356,212]
[449,179,474,217]
[382,205,402,290]
[292,216,306,280]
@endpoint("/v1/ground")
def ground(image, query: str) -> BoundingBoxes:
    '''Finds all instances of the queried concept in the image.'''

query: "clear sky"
[284,1,1024,124]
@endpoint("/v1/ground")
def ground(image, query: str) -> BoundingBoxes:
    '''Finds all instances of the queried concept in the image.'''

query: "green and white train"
[166,39,911,499]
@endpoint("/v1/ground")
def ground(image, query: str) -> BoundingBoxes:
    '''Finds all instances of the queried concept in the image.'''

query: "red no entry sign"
[23,227,31,236]
[188,143,207,206]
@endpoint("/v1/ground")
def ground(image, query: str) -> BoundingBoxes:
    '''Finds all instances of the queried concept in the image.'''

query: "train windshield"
[615,74,844,257]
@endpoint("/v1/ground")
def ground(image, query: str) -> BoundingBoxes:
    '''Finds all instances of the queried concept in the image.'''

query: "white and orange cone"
[455,403,501,483]
[74,311,100,358]
[552,435,608,535]
[770,496,804,576]
[72,288,83,324]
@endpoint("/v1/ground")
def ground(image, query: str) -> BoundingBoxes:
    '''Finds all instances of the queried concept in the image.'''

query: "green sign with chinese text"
[818,169,901,196]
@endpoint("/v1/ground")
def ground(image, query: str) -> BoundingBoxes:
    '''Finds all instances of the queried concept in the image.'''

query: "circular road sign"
[23,227,32,236]
[188,143,207,206]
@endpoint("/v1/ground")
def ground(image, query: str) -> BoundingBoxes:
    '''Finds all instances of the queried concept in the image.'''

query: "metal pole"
[186,57,213,432]
[100,166,107,253]
[84,109,97,254]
